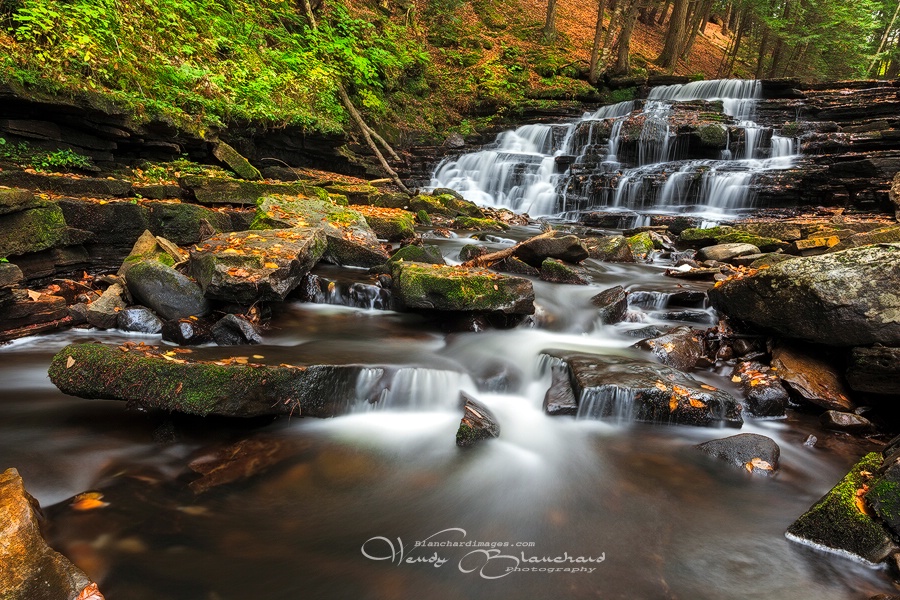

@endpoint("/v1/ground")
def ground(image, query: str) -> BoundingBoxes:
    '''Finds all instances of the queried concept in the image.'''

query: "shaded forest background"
[0,0,897,142]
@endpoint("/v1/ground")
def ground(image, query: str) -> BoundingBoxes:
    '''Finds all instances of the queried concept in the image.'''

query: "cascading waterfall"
[430,79,799,220]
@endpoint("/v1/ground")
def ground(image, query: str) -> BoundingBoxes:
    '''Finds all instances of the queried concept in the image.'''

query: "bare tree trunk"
[613,2,640,75]
[657,0,671,25]
[754,27,770,79]
[656,0,688,68]
[599,0,623,73]
[870,0,900,76]
[589,0,610,84]
[723,8,748,76]
[543,0,559,41]
[679,0,713,59]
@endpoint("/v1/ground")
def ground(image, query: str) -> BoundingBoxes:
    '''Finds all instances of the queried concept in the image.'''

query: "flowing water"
[430,79,799,222]
[0,225,895,599]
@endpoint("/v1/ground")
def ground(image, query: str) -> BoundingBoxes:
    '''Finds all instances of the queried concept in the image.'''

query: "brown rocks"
[771,343,854,411]
[456,393,500,448]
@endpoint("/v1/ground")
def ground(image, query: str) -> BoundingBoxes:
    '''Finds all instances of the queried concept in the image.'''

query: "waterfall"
[430,79,799,221]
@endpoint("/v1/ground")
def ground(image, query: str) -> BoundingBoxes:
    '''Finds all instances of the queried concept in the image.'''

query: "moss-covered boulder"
[708,243,900,346]
[145,201,232,245]
[453,216,508,231]
[679,226,785,252]
[0,204,67,258]
[353,205,416,242]
[212,141,261,180]
[410,194,484,218]
[252,195,388,268]
[180,176,310,205]
[0,187,40,216]
[390,261,534,314]
[540,258,589,285]
[125,261,210,320]
[786,453,896,564]
[0,468,99,600]
[48,343,367,418]
[189,228,326,304]
[697,123,728,148]
[542,351,743,427]
[627,231,654,258]
[456,393,500,448]
[584,236,635,262]
[324,183,380,205]
[387,244,445,265]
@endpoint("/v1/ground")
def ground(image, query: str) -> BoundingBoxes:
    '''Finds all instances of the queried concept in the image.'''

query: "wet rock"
[456,393,500,448]
[696,433,780,475]
[514,234,589,267]
[179,176,309,204]
[253,195,388,268]
[623,325,667,339]
[189,228,326,303]
[323,183,381,205]
[634,326,707,371]
[583,236,635,262]
[387,244,445,265]
[117,230,181,276]
[353,205,416,242]
[771,343,854,411]
[125,260,210,321]
[390,261,534,315]
[787,236,840,256]
[891,171,900,221]
[188,437,298,493]
[708,244,900,347]
[544,351,743,427]
[454,216,508,231]
[0,170,130,197]
[58,198,150,250]
[627,231,655,259]
[0,468,101,600]
[847,346,900,396]
[411,193,483,218]
[591,285,628,325]
[212,141,261,180]
[458,244,487,262]
[86,283,127,329]
[542,364,578,416]
[1,290,68,329]
[540,258,590,285]
[491,257,541,277]
[161,318,213,346]
[697,243,760,262]
[212,314,262,346]
[49,343,370,418]
[117,306,163,334]
[679,226,785,251]
[787,452,896,564]
[0,204,68,258]
[67,303,89,325]
[828,226,900,253]
[0,261,23,289]
[145,201,232,245]
[820,411,875,433]
[731,361,789,417]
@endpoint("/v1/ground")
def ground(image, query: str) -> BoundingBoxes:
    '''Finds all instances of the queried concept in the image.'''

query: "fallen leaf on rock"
[744,458,774,473]
[689,398,707,408]
[669,396,678,412]
[76,583,105,600]
[66,356,76,369]
[26,289,42,301]
[264,262,279,269]
[72,492,109,511]
[700,384,717,391]
[654,381,668,392]
[731,375,742,383]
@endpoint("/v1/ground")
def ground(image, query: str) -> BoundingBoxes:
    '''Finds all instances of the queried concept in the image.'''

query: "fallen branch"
[462,231,556,268]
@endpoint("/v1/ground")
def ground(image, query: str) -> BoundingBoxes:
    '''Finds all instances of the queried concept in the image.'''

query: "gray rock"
[540,258,590,285]
[543,364,578,416]
[591,285,628,325]
[514,234,589,267]
[708,243,900,346]
[820,410,875,433]
[847,346,900,396]
[634,326,707,371]
[697,243,760,262]
[86,283,127,329]
[212,314,263,346]
[456,393,500,447]
[117,306,163,334]
[162,319,213,346]
[544,351,743,427]
[212,141,261,180]
[126,261,210,320]
[732,361,789,417]
[696,433,780,475]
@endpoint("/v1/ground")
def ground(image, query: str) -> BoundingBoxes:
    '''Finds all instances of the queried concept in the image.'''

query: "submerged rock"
[543,351,743,427]
[0,468,102,600]
[211,314,262,346]
[48,343,368,418]
[125,260,210,321]
[696,433,780,475]
[708,244,900,347]
[390,261,534,315]
[591,285,628,325]
[456,393,500,448]
[787,452,896,564]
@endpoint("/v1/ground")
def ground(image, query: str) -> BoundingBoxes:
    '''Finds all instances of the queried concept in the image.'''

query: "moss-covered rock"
[786,452,896,564]
[410,194,484,218]
[390,261,534,314]
[353,205,416,242]
[212,141,261,180]
[627,231,654,258]
[48,343,366,418]
[387,244,445,265]
[146,201,232,245]
[126,260,210,320]
[252,195,388,268]
[458,244,487,263]
[584,236,635,262]
[828,225,900,253]
[697,123,728,148]
[453,216,508,231]
[679,226,785,251]
[0,187,40,216]
[324,183,380,205]
[0,204,67,258]
[189,228,326,303]
[540,258,589,285]
[180,176,310,205]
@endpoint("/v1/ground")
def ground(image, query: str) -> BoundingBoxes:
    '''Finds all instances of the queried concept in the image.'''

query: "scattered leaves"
[745,457,774,473]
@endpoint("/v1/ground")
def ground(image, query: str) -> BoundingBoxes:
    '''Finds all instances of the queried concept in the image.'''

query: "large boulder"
[188,228,326,304]
[352,205,416,242]
[48,343,370,418]
[770,343,853,411]
[252,195,388,268]
[125,261,210,320]
[543,351,743,427]
[514,234,589,268]
[787,452,897,564]
[0,468,102,600]
[390,261,534,314]
[145,201,232,245]
[0,204,68,258]
[584,236,635,262]
[708,244,900,346]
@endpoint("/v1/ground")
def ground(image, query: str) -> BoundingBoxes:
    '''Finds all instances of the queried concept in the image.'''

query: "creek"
[0,80,895,599]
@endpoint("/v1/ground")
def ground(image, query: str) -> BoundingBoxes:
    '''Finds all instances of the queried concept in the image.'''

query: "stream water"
[1,80,897,599]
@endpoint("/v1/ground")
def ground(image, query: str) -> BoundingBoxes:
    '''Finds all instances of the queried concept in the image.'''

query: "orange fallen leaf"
[76,583,105,600]
[700,384,717,391]
[654,381,668,392]
[26,289,42,301]
[264,262,279,269]
[731,375,742,383]
[669,396,678,412]
[689,398,707,408]
[72,492,109,511]
[745,457,774,473]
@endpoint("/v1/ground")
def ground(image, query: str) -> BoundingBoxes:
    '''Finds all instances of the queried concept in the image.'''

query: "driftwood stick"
[461,231,556,268]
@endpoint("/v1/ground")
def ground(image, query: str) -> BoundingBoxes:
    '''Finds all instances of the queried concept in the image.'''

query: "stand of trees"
[543,0,900,81]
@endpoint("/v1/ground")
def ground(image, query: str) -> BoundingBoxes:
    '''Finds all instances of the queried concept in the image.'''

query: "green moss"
[360,210,416,242]
[390,261,533,313]
[410,194,454,216]
[0,204,67,258]
[454,216,508,231]
[867,477,900,524]
[387,244,445,265]
[456,423,477,445]
[787,452,894,563]
[627,232,654,257]
[416,209,432,226]
[680,226,734,243]
[781,122,803,137]
[697,124,727,148]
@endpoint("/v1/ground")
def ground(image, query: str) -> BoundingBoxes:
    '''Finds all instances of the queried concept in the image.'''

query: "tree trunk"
[657,0,671,25]
[543,0,559,41]
[656,0,689,69]
[679,0,713,60]
[754,27,770,79]
[613,3,640,75]
[723,8,748,76]
[589,0,610,85]
[869,0,900,76]
[599,0,623,74]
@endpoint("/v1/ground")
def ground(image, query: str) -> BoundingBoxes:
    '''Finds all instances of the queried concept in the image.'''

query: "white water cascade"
[430,79,799,221]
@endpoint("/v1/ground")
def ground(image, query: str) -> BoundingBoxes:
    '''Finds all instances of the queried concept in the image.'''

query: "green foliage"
[0,136,93,171]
